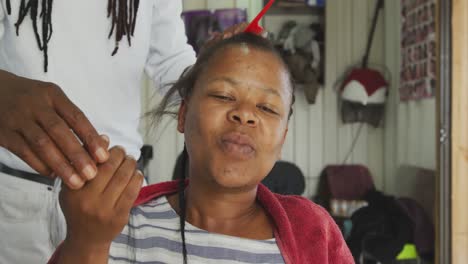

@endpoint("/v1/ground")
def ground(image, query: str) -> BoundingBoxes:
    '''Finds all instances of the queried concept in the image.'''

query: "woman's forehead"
[205,45,287,80]
[213,44,276,62]
[194,46,292,103]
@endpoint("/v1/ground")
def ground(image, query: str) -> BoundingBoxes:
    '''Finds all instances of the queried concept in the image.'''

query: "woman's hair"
[5,0,140,72]
[151,33,296,264]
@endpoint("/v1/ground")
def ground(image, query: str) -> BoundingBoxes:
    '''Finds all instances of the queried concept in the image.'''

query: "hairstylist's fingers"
[222,32,233,39]
[0,129,52,176]
[87,146,127,193]
[20,124,84,189]
[222,22,249,39]
[100,134,110,149]
[103,155,137,206]
[50,86,109,163]
[228,22,267,38]
[202,22,250,53]
[84,133,110,163]
[209,32,221,39]
[115,170,143,214]
[35,109,98,181]
[233,22,249,34]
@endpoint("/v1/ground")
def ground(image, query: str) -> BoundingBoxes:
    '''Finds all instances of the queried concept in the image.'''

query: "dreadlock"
[6,0,140,72]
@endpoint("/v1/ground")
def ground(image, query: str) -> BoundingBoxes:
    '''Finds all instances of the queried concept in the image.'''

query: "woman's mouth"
[220,132,256,160]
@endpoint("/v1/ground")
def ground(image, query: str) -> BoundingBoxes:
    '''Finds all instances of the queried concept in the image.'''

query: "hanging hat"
[341,68,388,105]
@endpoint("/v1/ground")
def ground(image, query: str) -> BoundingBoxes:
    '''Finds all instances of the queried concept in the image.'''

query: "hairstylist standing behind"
[0,1,200,262]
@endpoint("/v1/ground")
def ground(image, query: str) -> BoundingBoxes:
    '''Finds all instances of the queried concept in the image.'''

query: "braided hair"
[178,145,189,264]
[5,0,140,72]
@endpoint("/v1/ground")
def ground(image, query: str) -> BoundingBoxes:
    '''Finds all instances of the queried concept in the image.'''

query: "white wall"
[322,0,385,192]
[141,0,391,198]
[396,100,436,170]
[382,0,436,194]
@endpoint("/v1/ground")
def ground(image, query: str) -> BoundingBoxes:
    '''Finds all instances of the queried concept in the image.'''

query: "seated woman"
[50,33,353,264]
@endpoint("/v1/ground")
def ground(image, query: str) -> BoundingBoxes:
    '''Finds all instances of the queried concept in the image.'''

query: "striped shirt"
[109,196,285,264]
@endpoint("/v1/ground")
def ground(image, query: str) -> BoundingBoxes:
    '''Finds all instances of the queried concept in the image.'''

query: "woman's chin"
[209,170,259,191]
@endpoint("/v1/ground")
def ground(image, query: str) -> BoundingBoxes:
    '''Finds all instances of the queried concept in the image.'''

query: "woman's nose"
[228,105,258,127]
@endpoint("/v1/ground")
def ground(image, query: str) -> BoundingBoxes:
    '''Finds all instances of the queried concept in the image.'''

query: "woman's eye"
[212,95,234,101]
[258,105,278,115]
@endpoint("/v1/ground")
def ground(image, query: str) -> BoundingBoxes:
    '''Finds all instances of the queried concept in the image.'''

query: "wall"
[323,0,385,192]
[382,0,436,195]
[141,0,388,198]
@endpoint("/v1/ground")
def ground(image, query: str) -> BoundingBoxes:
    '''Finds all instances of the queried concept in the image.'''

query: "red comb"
[244,0,275,34]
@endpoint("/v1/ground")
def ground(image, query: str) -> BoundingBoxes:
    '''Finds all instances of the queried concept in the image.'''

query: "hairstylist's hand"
[0,70,110,189]
[212,22,250,41]
[57,146,143,263]
[201,22,267,53]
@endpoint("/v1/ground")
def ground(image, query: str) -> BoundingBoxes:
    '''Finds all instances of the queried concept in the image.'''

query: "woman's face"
[178,44,292,189]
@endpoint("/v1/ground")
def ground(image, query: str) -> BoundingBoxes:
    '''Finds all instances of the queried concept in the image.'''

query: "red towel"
[49,180,354,264]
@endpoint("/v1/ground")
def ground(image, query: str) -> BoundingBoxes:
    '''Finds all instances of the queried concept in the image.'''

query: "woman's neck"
[187,178,259,221]
[167,177,274,239]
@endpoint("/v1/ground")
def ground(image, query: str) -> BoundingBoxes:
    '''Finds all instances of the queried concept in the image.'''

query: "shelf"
[266,5,325,16]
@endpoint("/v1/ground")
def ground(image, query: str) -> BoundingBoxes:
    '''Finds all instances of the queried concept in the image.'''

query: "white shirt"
[0,0,196,173]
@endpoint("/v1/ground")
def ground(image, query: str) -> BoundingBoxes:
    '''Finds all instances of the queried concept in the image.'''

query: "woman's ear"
[177,100,187,133]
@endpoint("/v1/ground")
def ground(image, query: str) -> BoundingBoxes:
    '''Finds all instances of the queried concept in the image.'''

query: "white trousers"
[0,171,65,263]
